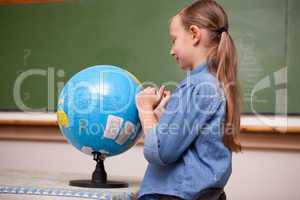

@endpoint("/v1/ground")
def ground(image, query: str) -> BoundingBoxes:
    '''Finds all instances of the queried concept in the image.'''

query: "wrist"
[137,104,154,113]
[138,110,158,133]
[139,109,155,119]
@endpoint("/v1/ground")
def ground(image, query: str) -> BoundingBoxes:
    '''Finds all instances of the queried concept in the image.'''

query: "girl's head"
[170,0,241,152]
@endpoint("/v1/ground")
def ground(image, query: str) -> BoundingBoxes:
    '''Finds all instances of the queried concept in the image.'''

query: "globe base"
[69,179,129,188]
[69,152,129,188]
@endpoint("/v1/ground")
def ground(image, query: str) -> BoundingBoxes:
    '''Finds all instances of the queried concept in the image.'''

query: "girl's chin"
[179,64,190,71]
[176,59,190,70]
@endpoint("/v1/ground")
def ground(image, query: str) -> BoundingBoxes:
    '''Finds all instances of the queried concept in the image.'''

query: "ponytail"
[180,0,242,152]
[214,31,241,152]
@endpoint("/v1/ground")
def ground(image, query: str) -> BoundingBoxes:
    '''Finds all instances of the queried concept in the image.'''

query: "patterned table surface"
[0,169,141,200]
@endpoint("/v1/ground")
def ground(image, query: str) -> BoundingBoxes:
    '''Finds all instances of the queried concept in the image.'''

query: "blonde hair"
[179,0,241,152]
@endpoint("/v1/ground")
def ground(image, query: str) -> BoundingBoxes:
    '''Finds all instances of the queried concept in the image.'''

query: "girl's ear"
[189,25,201,46]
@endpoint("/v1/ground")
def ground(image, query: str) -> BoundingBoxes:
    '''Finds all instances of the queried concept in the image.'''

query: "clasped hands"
[136,85,171,121]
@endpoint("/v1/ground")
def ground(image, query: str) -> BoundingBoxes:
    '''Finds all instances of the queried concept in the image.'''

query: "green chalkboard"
[287,0,300,114]
[0,0,298,114]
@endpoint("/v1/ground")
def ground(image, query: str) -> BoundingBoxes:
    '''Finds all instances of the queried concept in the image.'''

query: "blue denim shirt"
[137,63,232,200]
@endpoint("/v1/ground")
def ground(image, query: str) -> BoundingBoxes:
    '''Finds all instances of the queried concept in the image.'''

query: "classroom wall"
[0,140,299,200]
[0,0,299,114]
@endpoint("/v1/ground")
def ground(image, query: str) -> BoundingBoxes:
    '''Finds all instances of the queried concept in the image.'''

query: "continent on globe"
[57,109,69,128]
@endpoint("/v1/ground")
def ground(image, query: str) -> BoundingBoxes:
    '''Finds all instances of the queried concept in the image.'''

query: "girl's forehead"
[169,16,182,34]
[170,16,180,27]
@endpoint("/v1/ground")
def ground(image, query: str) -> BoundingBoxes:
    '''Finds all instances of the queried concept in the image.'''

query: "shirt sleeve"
[143,82,223,166]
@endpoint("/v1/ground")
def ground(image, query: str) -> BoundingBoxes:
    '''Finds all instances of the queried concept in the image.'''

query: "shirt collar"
[177,62,208,87]
[189,61,208,76]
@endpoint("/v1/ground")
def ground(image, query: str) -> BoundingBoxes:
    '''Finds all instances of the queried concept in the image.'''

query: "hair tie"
[216,27,228,34]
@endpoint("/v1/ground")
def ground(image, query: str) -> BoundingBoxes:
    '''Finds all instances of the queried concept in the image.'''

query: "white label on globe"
[81,146,93,155]
[104,115,123,139]
[116,121,135,145]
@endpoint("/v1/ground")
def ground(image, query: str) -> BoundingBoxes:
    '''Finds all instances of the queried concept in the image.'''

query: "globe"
[57,65,142,157]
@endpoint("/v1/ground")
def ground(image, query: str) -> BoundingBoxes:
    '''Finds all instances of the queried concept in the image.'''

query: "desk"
[0,169,140,200]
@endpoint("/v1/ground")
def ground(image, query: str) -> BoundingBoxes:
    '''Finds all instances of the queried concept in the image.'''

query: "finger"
[142,87,154,94]
[149,87,157,94]
[157,85,165,100]
[161,94,171,104]
[163,91,171,97]
[145,86,152,91]
[165,94,171,102]
[138,87,148,94]
[158,85,165,95]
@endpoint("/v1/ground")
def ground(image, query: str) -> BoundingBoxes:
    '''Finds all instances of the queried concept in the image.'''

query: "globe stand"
[69,152,129,188]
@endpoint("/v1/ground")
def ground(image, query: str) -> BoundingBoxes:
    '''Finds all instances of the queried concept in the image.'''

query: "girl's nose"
[170,48,175,56]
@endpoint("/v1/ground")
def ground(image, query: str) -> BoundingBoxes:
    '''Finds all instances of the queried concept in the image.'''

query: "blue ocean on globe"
[57,65,142,157]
